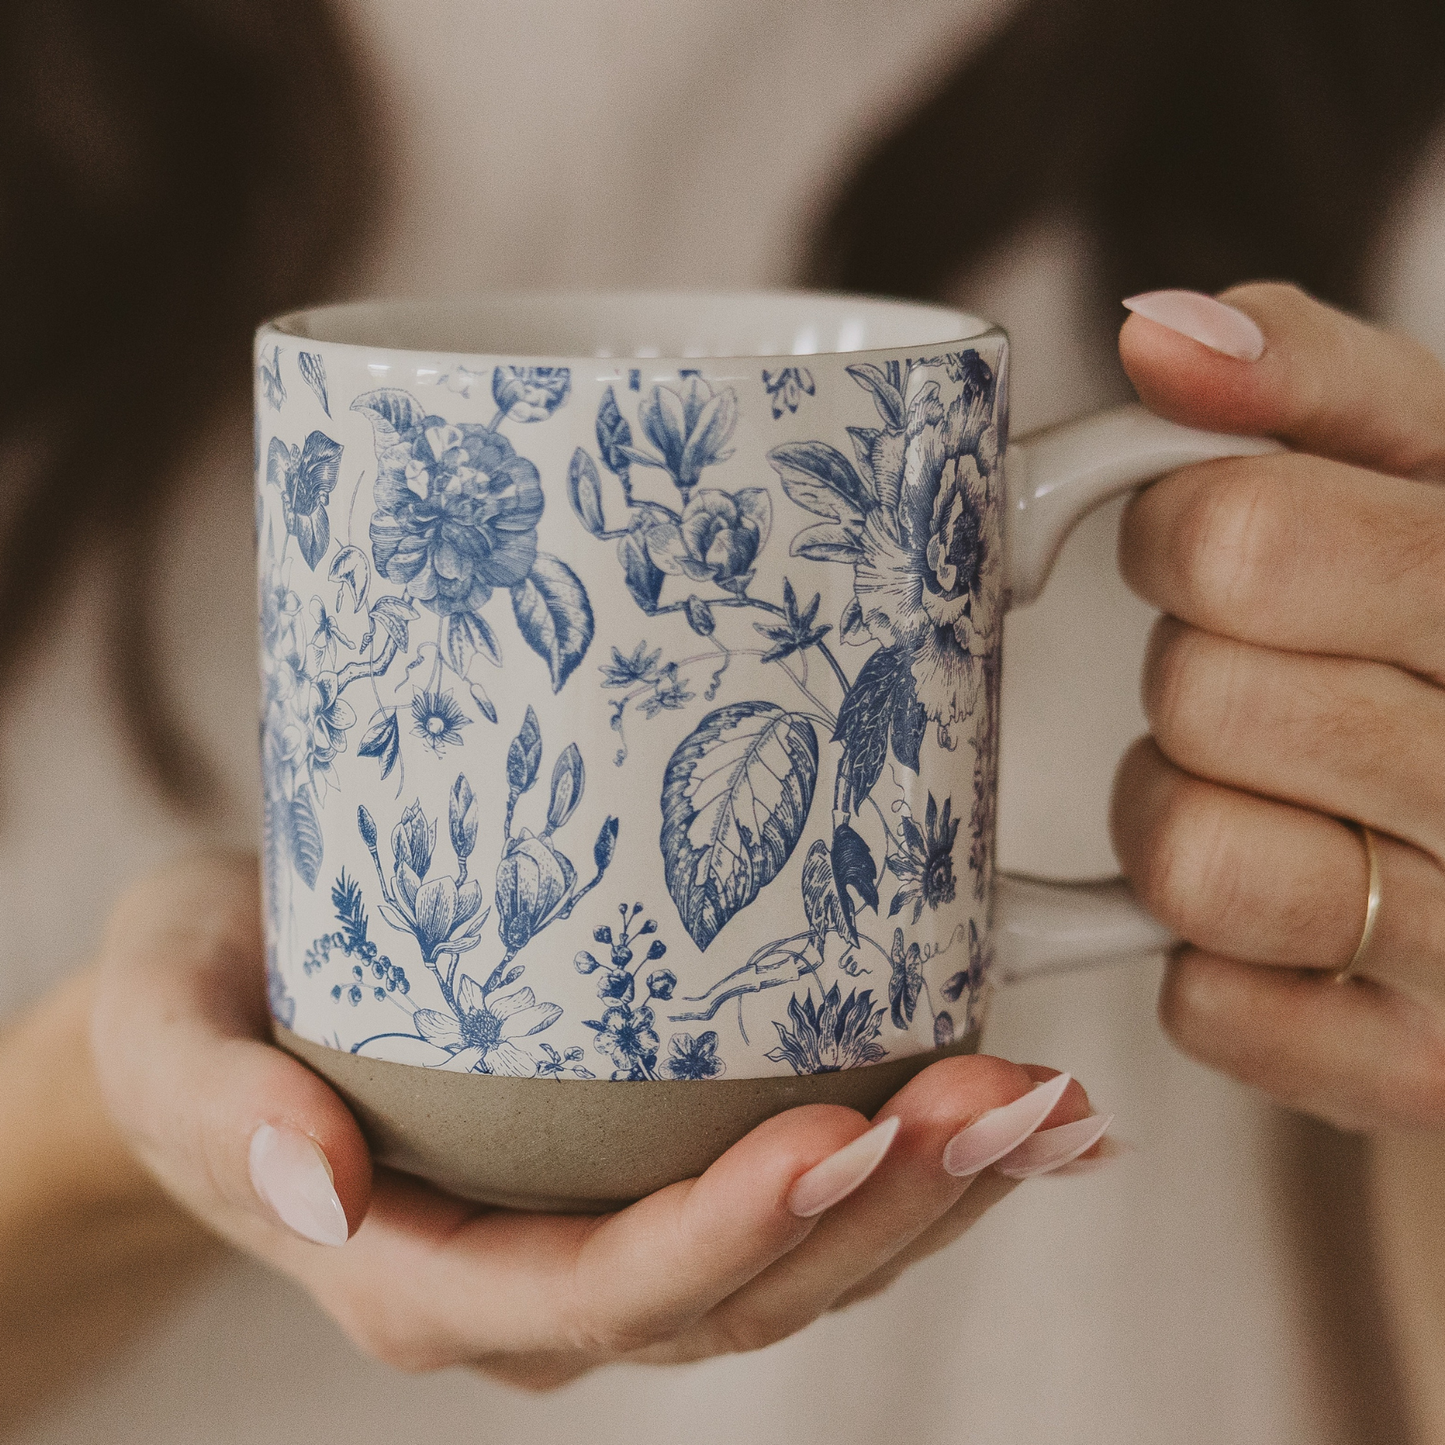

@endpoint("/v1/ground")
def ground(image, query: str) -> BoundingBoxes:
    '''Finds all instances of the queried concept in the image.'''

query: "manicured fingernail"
[995,1113,1115,1180]
[942,1073,1071,1177]
[249,1123,349,1246]
[1122,290,1266,361]
[788,1116,901,1218]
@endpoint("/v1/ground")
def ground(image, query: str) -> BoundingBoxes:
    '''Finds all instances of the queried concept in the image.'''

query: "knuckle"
[1167,461,1291,627]
[1128,777,1239,942]
[1142,622,1216,755]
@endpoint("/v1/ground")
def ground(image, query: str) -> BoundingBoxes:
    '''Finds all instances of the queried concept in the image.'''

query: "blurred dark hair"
[808,0,1445,320]
[0,0,376,806]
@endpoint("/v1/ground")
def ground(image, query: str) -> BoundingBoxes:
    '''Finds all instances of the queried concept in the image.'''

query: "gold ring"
[1335,823,1381,984]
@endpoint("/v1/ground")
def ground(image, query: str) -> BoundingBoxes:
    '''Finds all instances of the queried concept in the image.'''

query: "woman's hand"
[90,855,1104,1390]
[1111,282,1445,1132]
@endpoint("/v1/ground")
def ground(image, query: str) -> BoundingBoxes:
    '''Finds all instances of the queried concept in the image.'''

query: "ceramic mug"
[255,291,1271,1210]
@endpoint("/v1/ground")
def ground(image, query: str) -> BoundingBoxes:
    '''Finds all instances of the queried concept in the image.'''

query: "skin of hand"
[88,854,1097,1391]
[1111,282,1445,1133]
[0,971,219,1429]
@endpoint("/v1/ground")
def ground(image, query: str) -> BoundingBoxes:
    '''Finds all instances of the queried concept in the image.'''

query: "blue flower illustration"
[308,597,353,672]
[640,487,772,592]
[576,904,697,1080]
[623,376,738,496]
[600,641,663,688]
[772,353,1002,747]
[765,983,887,1074]
[492,365,571,423]
[308,673,357,766]
[365,410,543,618]
[410,688,471,753]
[361,795,490,964]
[886,926,924,1029]
[267,430,343,570]
[494,833,576,950]
[662,1031,724,1080]
[587,1003,661,1078]
[413,973,562,1075]
[762,366,815,417]
[391,798,435,881]
[886,792,959,922]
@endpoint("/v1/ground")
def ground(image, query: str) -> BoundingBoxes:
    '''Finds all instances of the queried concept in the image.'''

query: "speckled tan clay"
[276,1026,982,1212]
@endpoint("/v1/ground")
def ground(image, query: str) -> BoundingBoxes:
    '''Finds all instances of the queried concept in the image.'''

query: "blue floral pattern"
[258,329,1003,1079]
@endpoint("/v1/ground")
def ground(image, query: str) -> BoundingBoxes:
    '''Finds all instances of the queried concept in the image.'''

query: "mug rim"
[261,288,1007,364]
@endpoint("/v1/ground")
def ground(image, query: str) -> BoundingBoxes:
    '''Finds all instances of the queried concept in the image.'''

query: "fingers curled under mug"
[88,854,372,1252]
[648,1059,1094,1360]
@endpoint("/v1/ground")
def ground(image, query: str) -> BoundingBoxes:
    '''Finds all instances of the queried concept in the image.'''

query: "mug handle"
[993,402,1283,983]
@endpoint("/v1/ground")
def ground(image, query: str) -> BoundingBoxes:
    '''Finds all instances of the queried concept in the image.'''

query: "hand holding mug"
[90,854,1099,1388]
[1109,283,1445,1133]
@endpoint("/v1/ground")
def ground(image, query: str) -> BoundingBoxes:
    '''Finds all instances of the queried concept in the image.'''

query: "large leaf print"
[660,702,818,951]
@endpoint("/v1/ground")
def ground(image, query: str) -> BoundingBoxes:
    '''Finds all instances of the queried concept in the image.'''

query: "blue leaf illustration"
[660,702,819,951]
[596,386,633,476]
[350,388,428,450]
[358,708,401,780]
[890,669,927,774]
[940,971,968,1003]
[790,522,864,564]
[444,611,502,676]
[511,553,594,691]
[290,785,323,889]
[766,441,873,522]
[362,595,419,654]
[618,531,664,613]
[298,351,330,415]
[846,362,905,429]
[258,345,286,409]
[934,1011,955,1047]
[800,839,849,953]
[831,822,878,944]
[833,645,926,810]
[567,448,606,535]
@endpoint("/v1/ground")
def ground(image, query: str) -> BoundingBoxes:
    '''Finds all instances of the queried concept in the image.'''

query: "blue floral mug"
[256,292,1273,1209]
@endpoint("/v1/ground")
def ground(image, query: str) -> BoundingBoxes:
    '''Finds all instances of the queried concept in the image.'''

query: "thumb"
[90,853,371,1252]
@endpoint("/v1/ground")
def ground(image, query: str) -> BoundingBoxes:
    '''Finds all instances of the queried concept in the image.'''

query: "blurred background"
[3,1,1444,1441]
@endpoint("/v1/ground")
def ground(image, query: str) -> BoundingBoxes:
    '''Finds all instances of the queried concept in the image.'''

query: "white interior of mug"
[269,290,994,360]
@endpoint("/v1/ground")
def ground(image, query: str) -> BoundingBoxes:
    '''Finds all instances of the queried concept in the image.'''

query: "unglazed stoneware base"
[277,1025,982,1212]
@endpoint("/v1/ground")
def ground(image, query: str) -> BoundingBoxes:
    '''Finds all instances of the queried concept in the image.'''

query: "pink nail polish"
[788,1115,900,1218]
[1123,290,1266,362]
[995,1113,1115,1180]
[249,1123,349,1247]
[942,1073,1071,1177]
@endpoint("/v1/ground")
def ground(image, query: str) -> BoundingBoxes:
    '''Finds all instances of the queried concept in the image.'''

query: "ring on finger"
[1335,822,1382,984]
